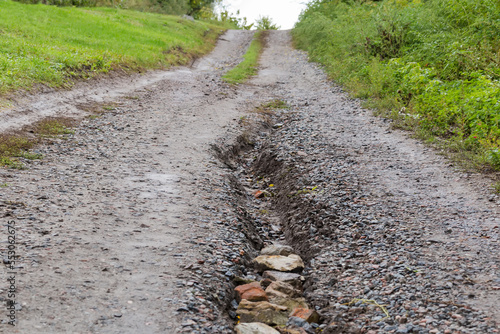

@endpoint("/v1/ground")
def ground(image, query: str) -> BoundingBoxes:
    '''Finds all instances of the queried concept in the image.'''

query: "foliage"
[223,31,266,84]
[196,2,253,30]
[293,0,500,171]
[187,0,216,17]
[255,15,280,30]
[218,9,253,30]
[0,0,222,95]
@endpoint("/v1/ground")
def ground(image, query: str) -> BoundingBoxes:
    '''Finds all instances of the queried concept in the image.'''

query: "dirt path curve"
[0,29,499,334]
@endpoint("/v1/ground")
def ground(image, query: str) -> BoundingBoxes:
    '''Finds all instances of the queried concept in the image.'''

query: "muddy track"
[0,30,499,334]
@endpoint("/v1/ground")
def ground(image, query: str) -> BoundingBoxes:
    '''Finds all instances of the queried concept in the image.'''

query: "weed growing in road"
[252,99,289,121]
[493,182,500,194]
[0,118,77,169]
[262,99,288,110]
[35,119,75,137]
[223,31,267,84]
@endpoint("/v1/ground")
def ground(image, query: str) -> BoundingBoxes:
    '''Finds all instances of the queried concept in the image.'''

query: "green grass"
[0,0,224,95]
[0,135,37,168]
[0,118,78,168]
[223,31,266,84]
[35,118,75,136]
[262,99,288,109]
[293,0,500,173]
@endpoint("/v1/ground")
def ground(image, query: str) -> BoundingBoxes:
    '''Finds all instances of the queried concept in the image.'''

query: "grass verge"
[0,0,223,96]
[0,135,38,169]
[0,118,75,169]
[292,0,500,176]
[222,31,267,84]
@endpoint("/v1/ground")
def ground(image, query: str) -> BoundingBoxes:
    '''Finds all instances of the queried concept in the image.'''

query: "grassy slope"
[222,31,265,84]
[293,0,500,174]
[0,0,223,94]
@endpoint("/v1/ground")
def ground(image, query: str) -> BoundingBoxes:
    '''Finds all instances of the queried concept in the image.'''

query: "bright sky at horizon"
[222,0,310,30]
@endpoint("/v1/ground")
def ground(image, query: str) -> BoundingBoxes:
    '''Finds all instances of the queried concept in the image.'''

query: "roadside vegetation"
[0,135,37,169]
[0,118,76,169]
[14,0,216,17]
[293,0,500,173]
[255,16,280,30]
[0,0,226,95]
[223,31,267,84]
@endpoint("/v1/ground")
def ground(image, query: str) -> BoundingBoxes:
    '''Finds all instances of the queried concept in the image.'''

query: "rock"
[254,190,265,199]
[284,328,308,334]
[235,322,280,334]
[235,282,268,303]
[290,308,320,323]
[322,321,347,334]
[287,316,313,332]
[260,278,273,289]
[236,300,289,326]
[234,276,257,285]
[266,281,302,299]
[263,271,304,290]
[252,255,304,273]
[269,297,309,311]
[261,244,295,256]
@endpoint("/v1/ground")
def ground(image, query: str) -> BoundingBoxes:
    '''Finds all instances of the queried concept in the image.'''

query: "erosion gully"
[0,30,498,334]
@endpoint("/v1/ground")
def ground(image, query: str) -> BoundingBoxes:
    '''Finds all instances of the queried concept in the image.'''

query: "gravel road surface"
[0,30,498,334]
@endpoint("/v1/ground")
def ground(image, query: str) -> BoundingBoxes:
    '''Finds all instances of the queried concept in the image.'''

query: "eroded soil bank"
[0,30,498,334]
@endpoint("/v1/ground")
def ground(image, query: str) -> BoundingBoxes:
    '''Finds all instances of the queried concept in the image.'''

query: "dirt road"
[1,30,499,333]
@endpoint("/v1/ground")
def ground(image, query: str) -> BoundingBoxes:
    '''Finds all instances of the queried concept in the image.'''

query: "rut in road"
[0,29,499,334]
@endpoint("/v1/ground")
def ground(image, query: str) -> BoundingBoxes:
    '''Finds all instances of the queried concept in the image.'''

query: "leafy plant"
[255,16,280,30]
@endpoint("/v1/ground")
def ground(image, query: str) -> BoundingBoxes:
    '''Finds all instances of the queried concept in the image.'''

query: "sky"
[221,0,310,30]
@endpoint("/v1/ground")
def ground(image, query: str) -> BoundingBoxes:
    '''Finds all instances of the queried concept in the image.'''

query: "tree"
[255,16,280,30]
[156,0,189,15]
[187,0,216,17]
